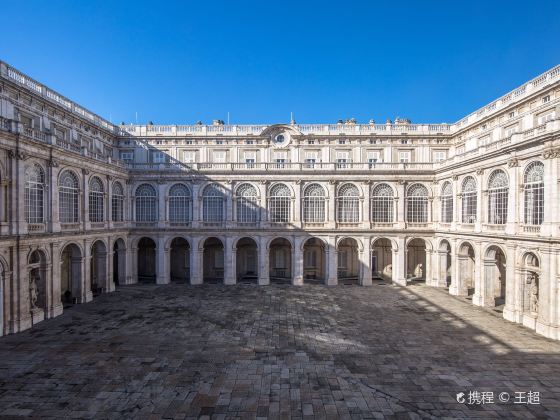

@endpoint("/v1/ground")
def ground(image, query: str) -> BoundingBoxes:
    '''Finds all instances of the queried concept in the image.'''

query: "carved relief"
[543,148,560,159]
[507,158,519,168]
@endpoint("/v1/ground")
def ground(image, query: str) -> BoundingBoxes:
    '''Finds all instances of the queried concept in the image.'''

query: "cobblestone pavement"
[1,282,560,419]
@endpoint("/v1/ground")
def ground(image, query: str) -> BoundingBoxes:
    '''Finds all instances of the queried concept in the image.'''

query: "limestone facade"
[0,61,559,340]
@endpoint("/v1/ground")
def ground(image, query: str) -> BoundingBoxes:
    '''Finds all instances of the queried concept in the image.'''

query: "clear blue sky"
[1,0,559,125]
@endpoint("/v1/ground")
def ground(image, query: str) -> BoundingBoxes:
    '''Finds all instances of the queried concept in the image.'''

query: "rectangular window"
[399,151,411,163]
[433,150,447,163]
[367,151,381,168]
[336,151,349,168]
[183,150,196,163]
[338,250,348,269]
[152,152,167,163]
[213,150,227,163]
[304,151,318,168]
[542,95,550,103]
[537,111,554,125]
[120,151,133,161]
[504,124,519,137]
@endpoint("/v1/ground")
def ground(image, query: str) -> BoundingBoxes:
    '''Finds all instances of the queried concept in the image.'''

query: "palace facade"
[0,61,559,340]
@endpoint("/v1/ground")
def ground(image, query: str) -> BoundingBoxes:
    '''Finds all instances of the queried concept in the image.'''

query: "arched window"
[25,164,44,223]
[203,183,225,222]
[59,170,79,223]
[169,183,192,223]
[303,183,326,223]
[269,183,291,223]
[524,161,544,225]
[440,181,453,223]
[406,184,429,223]
[461,176,477,224]
[111,181,124,222]
[337,183,360,223]
[371,183,394,223]
[488,170,509,225]
[88,177,104,223]
[135,184,157,222]
[236,183,259,223]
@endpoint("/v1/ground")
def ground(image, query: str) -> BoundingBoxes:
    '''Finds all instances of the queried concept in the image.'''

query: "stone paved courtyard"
[1,282,560,419]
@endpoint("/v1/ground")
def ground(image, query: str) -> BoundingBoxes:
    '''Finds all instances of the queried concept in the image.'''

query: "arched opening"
[137,237,156,283]
[407,238,426,282]
[484,246,507,307]
[236,237,258,283]
[60,244,82,305]
[522,253,540,318]
[203,237,224,283]
[113,239,126,286]
[269,238,292,283]
[337,238,359,284]
[28,250,47,321]
[170,238,190,283]
[303,237,326,284]
[457,242,475,296]
[372,238,392,282]
[438,240,452,287]
[90,241,107,295]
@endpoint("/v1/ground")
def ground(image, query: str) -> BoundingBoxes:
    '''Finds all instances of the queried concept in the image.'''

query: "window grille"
[59,171,80,223]
[487,170,509,224]
[524,161,544,225]
[406,184,429,223]
[25,164,44,223]
[135,184,157,222]
[236,183,259,223]
[461,176,477,223]
[269,183,291,223]
[371,183,394,223]
[440,181,453,223]
[88,176,104,222]
[336,183,360,223]
[203,183,225,222]
[169,183,192,223]
[112,181,124,222]
[303,183,326,223]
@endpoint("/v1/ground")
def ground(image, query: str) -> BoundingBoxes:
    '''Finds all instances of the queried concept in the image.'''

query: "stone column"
[49,163,61,232]
[362,182,370,229]
[258,236,270,285]
[82,240,93,303]
[293,236,304,286]
[82,170,90,231]
[396,181,406,229]
[157,182,167,229]
[15,154,27,235]
[326,236,338,286]
[424,247,434,285]
[541,154,558,236]
[16,246,32,331]
[156,236,170,284]
[224,236,236,285]
[506,161,519,235]
[106,236,115,292]
[475,170,483,232]
[450,253,467,296]
[536,248,557,339]
[436,249,449,288]
[503,245,518,322]
[191,183,201,229]
[293,181,301,226]
[126,243,138,285]
[190,237,203,285]
[259,182,267,227]
[360,237,372,286]
[106,177,113,229]
[392,236,407,286]
[327,181,336,228]
[225,182,234,229]
[451,176,458,230]
[50,242,63,317]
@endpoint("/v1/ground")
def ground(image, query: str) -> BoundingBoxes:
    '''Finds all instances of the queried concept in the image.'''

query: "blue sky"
[1,0,559,125]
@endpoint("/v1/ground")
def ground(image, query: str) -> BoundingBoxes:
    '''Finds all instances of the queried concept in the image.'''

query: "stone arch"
[406,238,427,282]
[91,240,108,295]
[337,237,360,283]
[60,243,83,304]
[113,238,126,286]
[236,237,258,283]
[169,237,190,283]
[302,237,326,284]
[269,237,292,283]
[483,244,507,307]
[202,237,225,283]
[137,237,157,283]
[371,238,393,281]
[437,239,452,287]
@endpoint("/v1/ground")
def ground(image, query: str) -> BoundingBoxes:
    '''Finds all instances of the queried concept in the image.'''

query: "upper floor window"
[236,183,259,223]
[202,183,225,222]
[399,151,411,163]
[461,176,477,224]
[406,184,429,223]
[169,184,192,224]
[303,183,326,223]
[542,95,550,103]
[152,151,167,163]
[135,184,157,222]
[120,151,133,161]
[25,164,45,224]
[487,170,509,225]
[112,181,124,222]
[440,181,453,223]
[88,176,104,223]
[537,111,554,125]
[370,183,394,223]
[268,183,291,223]
[59,170,80,223]
[336,183,360,223]
[524,161,544,225]
[433,150,447,163]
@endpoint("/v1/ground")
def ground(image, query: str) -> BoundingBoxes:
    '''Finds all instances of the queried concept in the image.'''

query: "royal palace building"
[0,61,559,341]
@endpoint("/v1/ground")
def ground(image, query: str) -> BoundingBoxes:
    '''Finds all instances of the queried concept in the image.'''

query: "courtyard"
[0,282,559,419]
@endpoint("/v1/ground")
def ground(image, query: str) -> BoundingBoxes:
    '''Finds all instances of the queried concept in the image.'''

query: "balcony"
[522,225,541,234]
